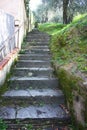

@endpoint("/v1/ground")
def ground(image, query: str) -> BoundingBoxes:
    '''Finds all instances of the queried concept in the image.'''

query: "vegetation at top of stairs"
[39,14,87,72]
[39,23,65,35]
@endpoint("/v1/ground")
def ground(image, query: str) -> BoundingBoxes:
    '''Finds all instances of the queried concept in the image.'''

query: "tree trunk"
[63,0,69,24]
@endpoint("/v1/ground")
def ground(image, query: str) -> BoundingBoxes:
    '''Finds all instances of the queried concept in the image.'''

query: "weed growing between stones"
[0,119,7,130]
[19,49,26,54]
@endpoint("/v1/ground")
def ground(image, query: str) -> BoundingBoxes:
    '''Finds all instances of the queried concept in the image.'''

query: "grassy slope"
[39,23,65,35]
[39,14,87,72]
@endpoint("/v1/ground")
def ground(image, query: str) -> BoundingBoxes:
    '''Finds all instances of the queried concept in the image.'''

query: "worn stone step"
[0,30,70,130]
[16,60,51,68]
[9,77,59,89]
[28,30,50,35]
[2,89,65,105]
[0,105,70,123]
[5,123,70,130]
[18,54,51,61]
[26,36,50,40]
[24,48,50,54]
[28,45,49,49]
[27,41,49,46]
[26,38,49,42]
[27,32,50,36]
[13,67,54,77]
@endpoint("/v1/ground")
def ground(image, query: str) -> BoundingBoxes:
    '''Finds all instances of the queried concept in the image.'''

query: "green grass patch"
[39,23,65,35]
[0,119,7,130]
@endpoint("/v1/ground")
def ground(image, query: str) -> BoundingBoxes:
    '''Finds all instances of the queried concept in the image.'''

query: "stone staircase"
[0,30,70,130]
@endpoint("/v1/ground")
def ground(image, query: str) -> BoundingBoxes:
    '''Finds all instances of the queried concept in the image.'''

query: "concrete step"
[16,60,51,68]
[13,67,54,77]
[0,104,70,122]
[18,54,51,60]
[2,89,65,106]
[9,77,59,89]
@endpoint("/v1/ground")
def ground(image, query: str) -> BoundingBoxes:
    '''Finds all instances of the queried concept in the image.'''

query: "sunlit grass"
[39,22,65,35]
[73,13,87,22]
[39,14,87,71]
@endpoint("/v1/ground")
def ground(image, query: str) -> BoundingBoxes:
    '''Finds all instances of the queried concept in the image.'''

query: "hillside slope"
[39,14,87,73]
[39,14,87,129]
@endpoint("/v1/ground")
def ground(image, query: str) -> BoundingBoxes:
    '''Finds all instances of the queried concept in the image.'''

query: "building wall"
[0,9,15,61]
[0,0,28,49]
[0,0,29,86]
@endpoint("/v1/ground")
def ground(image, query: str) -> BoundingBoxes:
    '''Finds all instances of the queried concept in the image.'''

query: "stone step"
[2,89,65,106]
[0,30,71,130]
[16,60,51,68]
[9,77,59,89]
[4,123,70,130]
[13,67,54,77]
[27,32,50,36]
[28,30,50,35]
[28,45,49,49]
[26,38,49,42]
[26,36,50,39]
[0,105,70,122]
[26,36,50,40]
[27,41,49,46]
[18,54,51,60]
[24,49,50,54]
[20,46,50,53]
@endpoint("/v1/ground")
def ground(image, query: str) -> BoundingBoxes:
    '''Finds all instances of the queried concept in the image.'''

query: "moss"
[54,67,87,129]
[19,49,26,54]
[83,97,87,123]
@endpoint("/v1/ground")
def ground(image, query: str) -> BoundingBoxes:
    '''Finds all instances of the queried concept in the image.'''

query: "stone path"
[0,30,70,130]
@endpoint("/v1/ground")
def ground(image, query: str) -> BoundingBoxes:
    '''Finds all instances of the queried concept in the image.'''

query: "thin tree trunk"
[63,0,69,24]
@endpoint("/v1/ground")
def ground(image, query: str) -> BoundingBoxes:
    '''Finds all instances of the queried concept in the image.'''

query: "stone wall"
[53,63,87,129]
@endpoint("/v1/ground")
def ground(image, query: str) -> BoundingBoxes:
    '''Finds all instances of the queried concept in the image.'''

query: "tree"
[34,0,87,24]
[63,0,69,24]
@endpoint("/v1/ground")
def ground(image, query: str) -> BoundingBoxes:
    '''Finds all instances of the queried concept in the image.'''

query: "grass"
[39,22,65,35]
[39,14,87,72]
